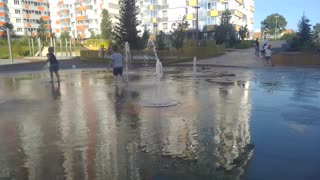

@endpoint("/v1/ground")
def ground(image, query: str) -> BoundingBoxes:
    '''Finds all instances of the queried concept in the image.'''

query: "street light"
[274,15,279,40]
[193,4,200,47]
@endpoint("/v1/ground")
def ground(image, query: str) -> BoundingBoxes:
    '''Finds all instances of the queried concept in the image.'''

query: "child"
[264,45,273,66]
[109,45,127,84]
[46,47,60,82]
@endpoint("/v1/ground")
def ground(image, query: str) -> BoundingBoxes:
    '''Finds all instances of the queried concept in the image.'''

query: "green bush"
[0,45,32,58]
[235,40,254,49]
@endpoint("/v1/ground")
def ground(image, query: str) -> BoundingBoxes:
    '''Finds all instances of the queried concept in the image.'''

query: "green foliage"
[101,9,113,40]
[280,33,296,41]
[156,31,166,50]
[238,25,249,40]
[215,10,237,46]
[37,17,48,42]
[0,22,14,37]
[0,45,31,58]
[261,14,287,35]
[114,0,142,49]
[297,14,312,45]
[235,40,254,49]
[142,26,150,48]
[60,31,70,44]
[170,16,188,49]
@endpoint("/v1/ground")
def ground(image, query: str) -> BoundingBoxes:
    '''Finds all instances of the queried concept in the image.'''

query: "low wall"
[272,53,320,66]
[80,47,225,62]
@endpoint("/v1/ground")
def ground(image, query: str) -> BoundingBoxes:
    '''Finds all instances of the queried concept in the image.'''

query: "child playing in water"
[264,45,273,66]
[46,47,60,82]
[109,45,127,84]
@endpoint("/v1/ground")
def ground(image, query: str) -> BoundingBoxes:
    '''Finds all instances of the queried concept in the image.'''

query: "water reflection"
[0,70,253,179]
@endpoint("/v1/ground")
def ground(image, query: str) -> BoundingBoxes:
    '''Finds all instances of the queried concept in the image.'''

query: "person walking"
[254,38,260,56]
[109,45,127,84]
[46,47,60,83]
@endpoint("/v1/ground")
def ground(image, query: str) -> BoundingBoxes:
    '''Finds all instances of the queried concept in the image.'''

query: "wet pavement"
[0,67,320,180]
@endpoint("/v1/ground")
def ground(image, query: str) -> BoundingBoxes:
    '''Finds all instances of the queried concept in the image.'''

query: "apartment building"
[140,0,254,38]
[50,0,119,39]
[0,0,9,26]
[6,0,50,36]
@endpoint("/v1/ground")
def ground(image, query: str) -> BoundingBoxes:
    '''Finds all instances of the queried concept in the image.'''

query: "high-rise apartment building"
[140,0,254,38]
[0,0,10,26]
[7,0,50,36]
[50,0,119,39]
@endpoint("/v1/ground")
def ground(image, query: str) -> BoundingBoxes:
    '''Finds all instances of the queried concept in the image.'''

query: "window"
[162,0,167,4]
[224,2,229,10]
[14,0,19,5]
[162,10,167,18]
[163,23,167,29]
[16,18,21,23]
[17,28,22,32]
[15,9,21,14]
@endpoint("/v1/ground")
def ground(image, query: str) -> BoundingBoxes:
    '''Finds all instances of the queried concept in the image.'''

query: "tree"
[60,31,70,43]
[238,25,249,40]
[297,14,312,45]
[142,26,150,48]
[0,22,13,37]
[100,9,113,40]
[170,16,188,49]
[114,0,142,49]
[313,23,320,46]
[215,10,237,46]
[37,17,48,42]
[261,14,287,35]
[156,31,166,50]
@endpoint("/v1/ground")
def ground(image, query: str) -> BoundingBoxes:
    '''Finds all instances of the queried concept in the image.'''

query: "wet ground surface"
[0,67,320,180]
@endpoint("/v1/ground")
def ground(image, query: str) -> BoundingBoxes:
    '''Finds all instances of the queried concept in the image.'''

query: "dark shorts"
[113,67,123,76]
[49,64,59,72]
[265,56,271,60]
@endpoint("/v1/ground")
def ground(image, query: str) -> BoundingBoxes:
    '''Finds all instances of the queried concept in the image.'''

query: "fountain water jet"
[124,42,131,82]
[143,39,178,108]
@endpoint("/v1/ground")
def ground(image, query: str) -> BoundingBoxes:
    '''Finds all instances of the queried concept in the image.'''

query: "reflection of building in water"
[139,75,253,178]
[212,80,252,178]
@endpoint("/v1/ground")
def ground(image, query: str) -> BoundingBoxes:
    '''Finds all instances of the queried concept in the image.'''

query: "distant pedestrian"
[46,47,60,83]
[263,36,269,47]
[264,45,273,66]
[254,38,260,56]
[109,45,127,84]
[99,45,105,58]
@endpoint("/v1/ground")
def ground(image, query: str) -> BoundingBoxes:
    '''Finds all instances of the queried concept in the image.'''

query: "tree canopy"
[113,0,142,49]
[215,10,237,45]
[0,22,13,37]
[37,17,48,42]
[297,14,312,45]
[100,9,113,40]
[261,14,287,35]
[170,16,188,49]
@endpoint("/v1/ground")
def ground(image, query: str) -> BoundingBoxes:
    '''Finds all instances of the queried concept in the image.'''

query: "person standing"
[254,38,260,56]
[46,47,60,83]
[109,45,127,84]
[264,45,273,66]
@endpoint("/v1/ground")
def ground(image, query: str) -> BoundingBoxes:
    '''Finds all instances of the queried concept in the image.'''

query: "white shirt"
[265,49,272,57]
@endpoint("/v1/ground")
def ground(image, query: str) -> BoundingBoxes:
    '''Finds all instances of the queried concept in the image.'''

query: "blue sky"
[254,0,320,31]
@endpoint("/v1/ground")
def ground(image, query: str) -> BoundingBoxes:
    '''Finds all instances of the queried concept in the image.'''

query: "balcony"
[209,10,218,17]
[158,17,168,22]
[150,17,158,23]
[76,15,87,21]
[186,14,195,20]
[236,0,243,5]
[149,4,169,10]
[250,6,254,12]
[77,6,86,11]
[234,10,243,18]
[187,0,197,6]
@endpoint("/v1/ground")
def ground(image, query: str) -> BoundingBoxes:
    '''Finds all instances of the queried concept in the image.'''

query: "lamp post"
[193,4,200,47]
[274,15,279,40]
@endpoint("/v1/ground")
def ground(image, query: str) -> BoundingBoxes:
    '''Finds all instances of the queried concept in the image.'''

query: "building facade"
[0,0,9,26]
[50,0,119,39]
[6,0,50,36]
[140,0,254,38]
